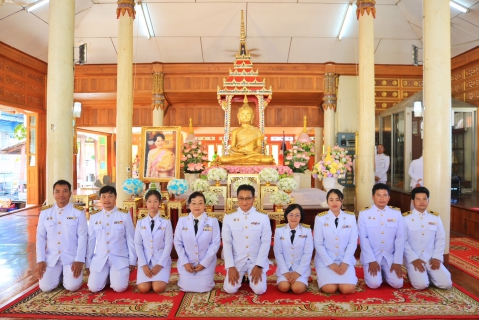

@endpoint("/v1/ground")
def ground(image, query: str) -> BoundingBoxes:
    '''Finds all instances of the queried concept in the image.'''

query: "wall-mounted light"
[450,1,469,13]
[413,101,423,117]
[26,0,49,12]
[338,3,353,40]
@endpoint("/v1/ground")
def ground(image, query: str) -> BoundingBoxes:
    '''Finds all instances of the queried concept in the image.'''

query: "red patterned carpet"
[449,237,479,280]
[1,260,479,319]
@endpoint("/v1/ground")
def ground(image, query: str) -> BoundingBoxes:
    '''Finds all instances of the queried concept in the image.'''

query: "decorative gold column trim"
[152,72,165,111]
[116,0,136,19]
[356,0,376,19]
[322,72,338,111]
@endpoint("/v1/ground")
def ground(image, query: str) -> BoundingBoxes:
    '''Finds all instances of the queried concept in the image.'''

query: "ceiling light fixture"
[26,0,49,12]
[338,3,353,40]
[450,1,469,13]
[137,1,153,39]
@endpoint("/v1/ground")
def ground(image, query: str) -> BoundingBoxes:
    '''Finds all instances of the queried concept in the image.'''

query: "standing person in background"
[409,156,424,189]
[358,183,404,289]
[86,186,136,293]
[375,144,390,184]
[314,189,358,294]
[135,190,173,293]
[274,204,313,294]
[222,184,272,295]
[174,192,221,292]
[403,187,452,290]
[36,180,87,292]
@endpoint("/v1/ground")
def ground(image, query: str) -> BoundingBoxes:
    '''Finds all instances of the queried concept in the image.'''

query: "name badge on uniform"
[324,223,329,227]
[251,222,260,225]
[160,227,165,230]
[342,225,351,228]
[114,221,123,224]
[142,226,146,229]
[387,219,396,223]
[203,227,212,231]
[234,218,239,222]
[299,234,307,238]
[67,216,77,220]
[280,236,285,240]
[182,227,188,231]
[429,222,437,225]
[47,217,53,221]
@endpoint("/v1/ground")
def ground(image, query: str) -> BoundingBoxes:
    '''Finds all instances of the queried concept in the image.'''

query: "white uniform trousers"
[223,259,267,295]
[363,256,403,289]
[406,261,452,290]
[39,258,83,292]
[87,258,130,293]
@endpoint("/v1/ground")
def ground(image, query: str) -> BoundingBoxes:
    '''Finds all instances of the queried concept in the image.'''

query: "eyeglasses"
[287,214,301,219]
[238,197,253,202]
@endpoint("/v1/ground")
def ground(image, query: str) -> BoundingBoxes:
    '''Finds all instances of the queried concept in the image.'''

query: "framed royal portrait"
[140,126,182,182]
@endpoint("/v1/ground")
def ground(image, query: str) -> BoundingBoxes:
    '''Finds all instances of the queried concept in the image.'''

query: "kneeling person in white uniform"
[36,180,88,292]
[274,204,313,294]
[223,184,272,295]
[135,190,173,293]
[174,192,221,292]
[403,187,452,290]
[86,186,136,293]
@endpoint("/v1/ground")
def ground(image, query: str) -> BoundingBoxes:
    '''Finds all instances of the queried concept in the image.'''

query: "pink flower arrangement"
[181,140,208,173]
[203,165,293,177]
[284,144,311,173]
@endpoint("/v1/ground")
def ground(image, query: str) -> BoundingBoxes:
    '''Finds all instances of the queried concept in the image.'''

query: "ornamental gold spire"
[237,10,249,58]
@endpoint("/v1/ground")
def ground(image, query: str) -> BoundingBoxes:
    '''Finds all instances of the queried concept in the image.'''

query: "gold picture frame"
[140,126,182,183]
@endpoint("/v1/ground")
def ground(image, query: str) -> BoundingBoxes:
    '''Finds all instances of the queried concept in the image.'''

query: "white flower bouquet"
[122,178,145,197]
[258,167,279,184]
[207,167,228,182]
[269,190,291,206]
[233,178,254,190]
[278,177,297,192]
[190,178,210,192]
[166,178,188,195]
[203,191,219,206]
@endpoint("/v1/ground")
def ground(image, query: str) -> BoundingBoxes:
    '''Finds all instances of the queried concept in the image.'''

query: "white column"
[46,0,75,204]
[314,127,323,188]
[355,0,376,211]
[116,1,135,205]
[152,108,164,126]
[322,73,337,149]
[423,0,451,255]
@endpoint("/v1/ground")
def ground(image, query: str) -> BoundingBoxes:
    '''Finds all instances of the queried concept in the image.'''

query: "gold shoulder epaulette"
[73,205,85,211]
[276,223,287,228]
[402,211,412,217]
[257,209,268,215]
[90,209,101,215]
[160,214,170,220]
[179,212,188,218]
[118,208,129,214]
[41,204,53,211]
[317,211,328,217]
[359,206,370,212]
[344,211,355,215]
[389,206,401,211]
[428,210,439,216]
[137,213,147,221]
[301,223,311,228]
[206,213,217,219]
[225,209,236,215]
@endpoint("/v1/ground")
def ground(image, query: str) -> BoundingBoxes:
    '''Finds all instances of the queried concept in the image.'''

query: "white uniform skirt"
[316,264,358,288]
[178,270,215,293]
[136,261,172,285]
[276,266,310,286]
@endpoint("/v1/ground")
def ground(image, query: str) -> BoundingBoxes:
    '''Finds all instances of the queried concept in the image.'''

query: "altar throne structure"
[217,10,273,157]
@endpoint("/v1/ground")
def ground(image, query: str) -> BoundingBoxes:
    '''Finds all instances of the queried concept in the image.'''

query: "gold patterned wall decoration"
[466,90,479,102]
[375,79,399,87]
[453,94,464,101]
[374,77,422,112]
[465,66,479,78]
[451,72,463,82]
[466,79,479,89]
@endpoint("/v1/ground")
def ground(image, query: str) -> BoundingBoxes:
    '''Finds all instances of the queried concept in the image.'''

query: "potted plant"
[258,167,280,185]
[203,191,219,212]
[180,140,208,185]
[278,177,297,193]
[190,178,210,193]
[206,167,228,186]
[312,145,353,190]
[166,179,189,200]
[269,190,291,212]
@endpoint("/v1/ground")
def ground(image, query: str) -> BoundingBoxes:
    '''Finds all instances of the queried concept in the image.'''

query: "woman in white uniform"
[135,190,173,293]
[174,191,221,292]
[314,189,358,294]
[273,204,313,294]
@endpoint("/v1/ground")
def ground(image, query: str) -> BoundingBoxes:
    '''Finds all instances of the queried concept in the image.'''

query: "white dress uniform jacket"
[358,205,404,267]
[222,207,272,271]
[403,209,452,290]
[135,213,173,284]
[273,223,313,285]
[174,212,221,292]
[36,203,88,267]
[86,207,136,273]
[375,153,390,183]
[408,156,424,189]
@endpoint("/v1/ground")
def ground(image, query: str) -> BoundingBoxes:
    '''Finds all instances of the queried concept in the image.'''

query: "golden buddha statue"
[220,100,275,165]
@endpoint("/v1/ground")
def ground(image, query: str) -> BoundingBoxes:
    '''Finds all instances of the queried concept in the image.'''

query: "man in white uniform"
[403,187,452,290]
[375,144,390,184]
[36,180,87,292]
[86,186,136,293]
[358,183,404,289]
[222,184,272,295]
[408,156,424,189]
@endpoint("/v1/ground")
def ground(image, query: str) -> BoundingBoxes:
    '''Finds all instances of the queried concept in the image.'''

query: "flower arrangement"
[190,178,210,193]
[203,165,293,176]
[122,178,145,197]
[167,178,189,196]
[294,141,315,155]
[278,177,297,192]
[203,191,219,206]
[269,190,291,206]
[206,167,228,182]
[233,178,254,190]
[284,143,311,173]
[258,168,280,184]
[312,145,353,180]
[180,140,208,174]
